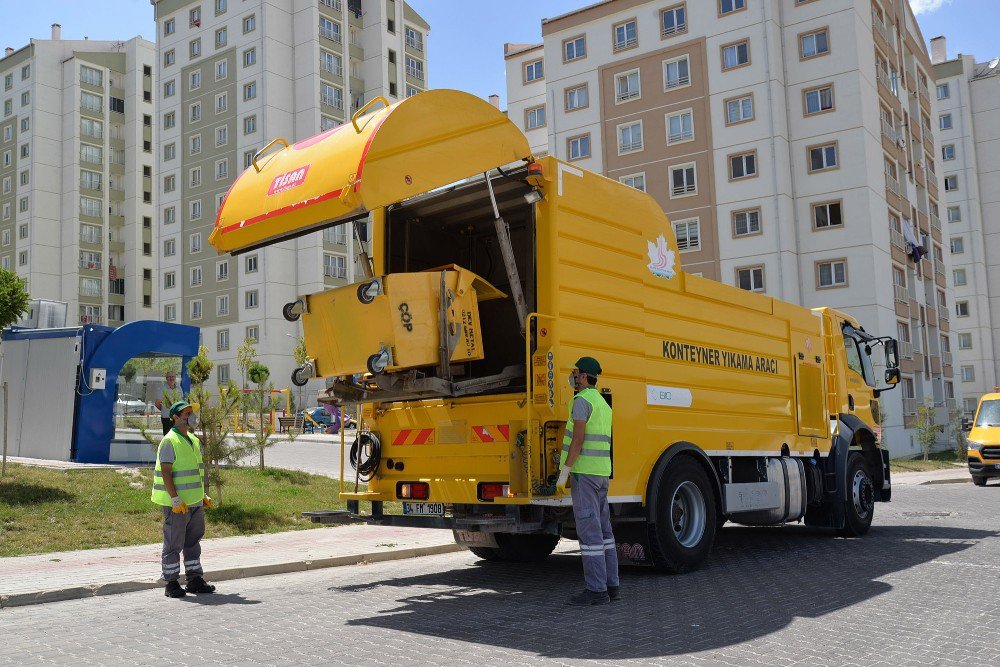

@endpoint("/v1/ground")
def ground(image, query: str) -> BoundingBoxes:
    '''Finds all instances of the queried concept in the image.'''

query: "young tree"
[235,337,258,430]
[949,408,968,459]
[292,335,308,412]
[914,402,944,461]
[238,362,278,470]
[0,269,30,330]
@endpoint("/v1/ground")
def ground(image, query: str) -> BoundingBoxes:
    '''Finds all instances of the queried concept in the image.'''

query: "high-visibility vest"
[560,387,613,477]
[151,428,205,506]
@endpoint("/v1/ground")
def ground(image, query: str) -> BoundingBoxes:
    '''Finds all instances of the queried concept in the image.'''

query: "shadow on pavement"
[178,592,261,606]
[334,524,996,660]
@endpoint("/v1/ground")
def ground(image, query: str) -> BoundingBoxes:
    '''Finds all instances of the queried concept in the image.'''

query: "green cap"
[575,356,602,376]
[168,401,192,418]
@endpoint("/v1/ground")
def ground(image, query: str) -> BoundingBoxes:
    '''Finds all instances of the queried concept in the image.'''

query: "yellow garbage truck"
[210,90,901,572]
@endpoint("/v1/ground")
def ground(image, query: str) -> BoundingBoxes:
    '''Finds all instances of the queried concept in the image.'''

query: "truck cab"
[967,393,1000,486]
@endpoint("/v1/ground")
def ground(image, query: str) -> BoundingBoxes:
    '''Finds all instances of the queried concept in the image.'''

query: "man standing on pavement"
[155,372,179,436]
[556,356,620,606]
[151,400,216,598]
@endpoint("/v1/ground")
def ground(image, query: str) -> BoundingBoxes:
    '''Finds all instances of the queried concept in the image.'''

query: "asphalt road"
[2,482,997,666]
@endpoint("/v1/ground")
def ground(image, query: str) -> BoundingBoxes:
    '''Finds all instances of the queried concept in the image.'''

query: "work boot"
[566,589,609,606]
[608,585,622,601]
[185,576,216,594]
[164,580,186,598]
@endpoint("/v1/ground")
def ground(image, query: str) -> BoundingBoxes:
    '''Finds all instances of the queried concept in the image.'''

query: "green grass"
[890,450,964,473]
[0,465,349,557]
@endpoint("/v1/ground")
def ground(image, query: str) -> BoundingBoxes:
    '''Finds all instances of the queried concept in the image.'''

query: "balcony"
[885,173,902,199]
[935,262,945,279]
[320,28,342,43]
[902,398,917,416]
[945,397,958,411]
[899,339,914,359]
[893,283,909,304]
[320,0,341,10]
[324,266,346,279]
[406,66,424,81]
[942,350,953,367]
[79,259,102,271]
[881,118,900,144]
[876,67,894,96]
[405,37,424,52]
[320,62,344,77]
[930,211,941,234]
[872,13,892,46]
[919,82,931,108]
[668,128,693,143]
[619,139,643,153]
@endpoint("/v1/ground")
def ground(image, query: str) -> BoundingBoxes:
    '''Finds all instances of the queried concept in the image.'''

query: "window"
[190,38,202,59]
[19,117,28,132]
[321,84,343,109]
[618,121,643,153]
[164,111,175,129]
[215,27,227,48]
[243,48,257,67]
[525,105,546,130]
[19,170,27,186]
[2,74,8,91]
[215,92,228,113]
[953,268,967,286]
[944,175,958,192]
[80,278,102,298]
[958,332,972,350]
[666,109,694,143]
[81,92,102,112]
[956,301,969,317]
[0,230,7,247]
[620,173,645,191]
[320,17,342,42]
[81,224,101,245]
[190,6,202,24]
[799,28,830,59]
[670,163,697,197]
[324,253,347,279]
[189,266,203,288]
[20,91,29,107]
[164,304,176,322]
[661,4,687,36]
[729,150,757,180]
[164,80,176,98]
[722,39,750,70]
[243,82,257,101]
[190,166,202,188]
[190,102,202,122]
[80,170,102,191]
[725,94,754,124]
[244,115,256,135]
[164,50,175,67]
[817,259,848,288]
[191,200,203,220]
[80,66,103,87]
[191,300,203,321]
[216,328,230,352]
[18,224,27,239]
[243,14,256,33]
[563,36,586,62]
[163,142,177,162]
[939,113,952,130]
[405,26,424,51]
[719,0,745,15]
[164,272,176,289]
[406,57,424,81]
[164,18,175,35]
[942,144,955,161]
[246,254,258,273]
[812,201,843,229]
[804,84,834,115]
[245,290,259,309]
[21,65,29,81]
[216,158,228,180]
[936,83,950,100]
[961,365,975,382]
[950,236,964,254]
[673,218,700,251]
[737,266,765,292]
[320,50,341,76]
[188,232,202,254]
[808,142,838,172]
[663,56,690,89]
[80,197,102,218]
[18,251,26,267]
[733,208,761,237]
[18,196,27,213]
[524,61,543,84]
[567,134,591,161]
[217,261,229,281]
[164,174,176,193]
[947,206,961,223]
[216,126,228,147]
[19,143,28,159]
[615,69,640,102]
[613,19,638,51]
[190,134,202,156]
[244,150,255,169]
[245,325,259,342]
[565,84,588,111]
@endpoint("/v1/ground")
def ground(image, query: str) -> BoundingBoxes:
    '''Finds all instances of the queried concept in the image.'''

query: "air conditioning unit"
[17,299,68,329]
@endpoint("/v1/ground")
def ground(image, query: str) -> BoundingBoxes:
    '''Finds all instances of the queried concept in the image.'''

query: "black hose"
[350,431,381,483]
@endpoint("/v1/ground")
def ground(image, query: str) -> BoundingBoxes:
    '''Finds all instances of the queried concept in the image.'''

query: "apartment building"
[0,27,156,327]
[505,0,954,455]
[933,38,1000,417]
[151,0,429,389]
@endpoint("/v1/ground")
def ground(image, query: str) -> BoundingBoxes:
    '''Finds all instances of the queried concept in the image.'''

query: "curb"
[0,543,465,610]
[920,477,970,485]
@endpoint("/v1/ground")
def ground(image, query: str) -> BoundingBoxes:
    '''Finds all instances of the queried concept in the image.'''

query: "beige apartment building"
[152,0,428,389]
[0,28,157,326]
[933,39,1000,417]
[506,0,954,455]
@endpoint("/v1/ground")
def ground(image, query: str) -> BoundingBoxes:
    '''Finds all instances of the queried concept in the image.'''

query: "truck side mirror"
[884,339,899,368]
[884,368,900,386]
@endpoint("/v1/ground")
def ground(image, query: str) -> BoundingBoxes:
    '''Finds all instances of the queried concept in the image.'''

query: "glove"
[170,496,188,514]
[556,467,571,493]
[202,496,214,510]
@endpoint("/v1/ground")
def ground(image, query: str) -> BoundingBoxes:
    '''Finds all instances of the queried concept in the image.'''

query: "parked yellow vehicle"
[211,90,901,571]
[966,393,1000,486]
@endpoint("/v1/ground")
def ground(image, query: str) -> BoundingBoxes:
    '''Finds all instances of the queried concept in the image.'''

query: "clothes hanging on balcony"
[901,223,926,262]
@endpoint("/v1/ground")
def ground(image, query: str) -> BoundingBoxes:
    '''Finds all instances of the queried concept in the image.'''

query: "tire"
[840,452,875,536]
[468,533,559,563]
[972,476,987,487]
[367,352,389,375]
[357,280,379,304]
[291,367,309,387]
[648,456,717,573]
[282,301,301,322]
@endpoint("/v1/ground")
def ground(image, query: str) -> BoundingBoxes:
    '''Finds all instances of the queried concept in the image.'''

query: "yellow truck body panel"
[967,393,1000,484]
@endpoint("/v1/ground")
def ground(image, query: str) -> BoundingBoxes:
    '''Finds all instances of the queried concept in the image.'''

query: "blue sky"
[0,0,995,107]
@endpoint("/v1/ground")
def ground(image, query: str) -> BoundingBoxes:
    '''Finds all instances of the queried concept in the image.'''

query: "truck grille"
[981,446,1000,460]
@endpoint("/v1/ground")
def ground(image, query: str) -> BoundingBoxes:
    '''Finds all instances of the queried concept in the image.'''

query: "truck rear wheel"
[840,453,875,536]
[468,533,559,563]
[648,457,717,573]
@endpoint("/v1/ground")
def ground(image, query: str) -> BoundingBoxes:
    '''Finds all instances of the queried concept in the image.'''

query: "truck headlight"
[967,441,983,451]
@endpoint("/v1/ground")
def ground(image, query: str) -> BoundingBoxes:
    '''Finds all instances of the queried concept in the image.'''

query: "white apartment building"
[505,0,955,455]
[0,27,157,326]
[933,38,1000,417]
[151,0,429,390]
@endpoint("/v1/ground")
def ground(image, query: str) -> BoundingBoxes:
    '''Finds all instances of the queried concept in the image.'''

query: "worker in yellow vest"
[152,401,216,598]
[556,356,619,605]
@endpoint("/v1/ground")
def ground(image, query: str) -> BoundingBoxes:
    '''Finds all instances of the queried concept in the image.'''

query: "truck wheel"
[282,301,301,322]
[469,533,559,563]
[291,366,310,387]
[648,457,717,573]
[972,476,987,487]
[840,453,875,536]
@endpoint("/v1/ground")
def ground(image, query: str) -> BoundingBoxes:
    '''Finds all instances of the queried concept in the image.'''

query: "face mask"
[568,370,581,389]
[187,414,198,428]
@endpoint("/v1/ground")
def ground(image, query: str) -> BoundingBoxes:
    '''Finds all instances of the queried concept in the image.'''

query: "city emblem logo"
[267,165,311,196]
[647,234,677,280]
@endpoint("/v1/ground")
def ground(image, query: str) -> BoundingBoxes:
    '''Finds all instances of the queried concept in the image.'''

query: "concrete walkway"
[0,523,462,609]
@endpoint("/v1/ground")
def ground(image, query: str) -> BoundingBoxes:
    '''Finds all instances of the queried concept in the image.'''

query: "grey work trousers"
[570,473,620,593]
[161,505,205,581]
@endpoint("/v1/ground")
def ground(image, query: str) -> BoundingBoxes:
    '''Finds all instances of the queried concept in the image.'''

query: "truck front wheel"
[840,453,875,536]
[468,533,559,563]
[648,457,717,573]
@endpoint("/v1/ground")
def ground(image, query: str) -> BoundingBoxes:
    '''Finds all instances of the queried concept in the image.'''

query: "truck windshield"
[975,400,1000,427]
[842,330,876,388]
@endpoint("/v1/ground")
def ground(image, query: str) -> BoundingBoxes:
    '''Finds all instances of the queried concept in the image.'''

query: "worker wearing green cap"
[151,400,216,598]
[557,356,619,606]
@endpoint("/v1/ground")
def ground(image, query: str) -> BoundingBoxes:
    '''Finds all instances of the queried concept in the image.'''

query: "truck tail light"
[397,482,429,500]
[478,482,509,502]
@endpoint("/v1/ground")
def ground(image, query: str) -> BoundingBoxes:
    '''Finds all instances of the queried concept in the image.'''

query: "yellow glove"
[170,497,188,514]
[202,496,214,510]
[556,467,571,494]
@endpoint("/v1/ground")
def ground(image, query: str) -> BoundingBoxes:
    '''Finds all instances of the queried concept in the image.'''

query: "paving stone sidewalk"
[0,523,462,609]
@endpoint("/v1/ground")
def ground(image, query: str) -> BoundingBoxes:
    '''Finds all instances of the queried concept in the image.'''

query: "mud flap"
[453,529,498,549]
[611,520,654,567]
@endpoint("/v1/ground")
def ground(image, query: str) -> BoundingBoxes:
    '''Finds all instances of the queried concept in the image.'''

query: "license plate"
[402,502,444,516]
[994,464,1000,470]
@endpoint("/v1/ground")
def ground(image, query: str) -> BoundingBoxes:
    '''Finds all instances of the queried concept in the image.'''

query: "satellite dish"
[990,57,1000,69]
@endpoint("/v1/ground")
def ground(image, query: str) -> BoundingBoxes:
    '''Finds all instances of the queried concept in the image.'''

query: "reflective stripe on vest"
[559,387,613,477]
[151,429,205,506]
